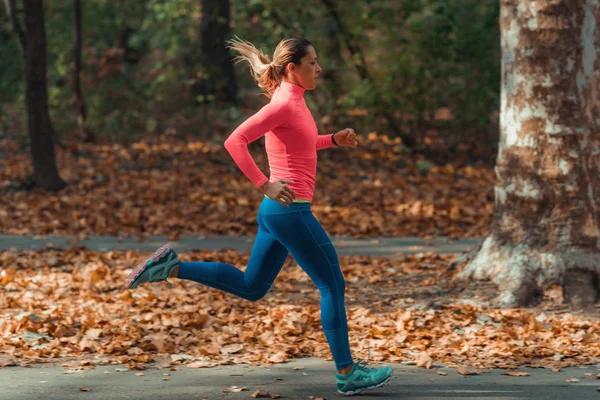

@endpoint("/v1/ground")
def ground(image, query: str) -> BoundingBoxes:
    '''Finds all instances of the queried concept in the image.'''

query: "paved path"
[0,234,480,257]
[2,357,600,400]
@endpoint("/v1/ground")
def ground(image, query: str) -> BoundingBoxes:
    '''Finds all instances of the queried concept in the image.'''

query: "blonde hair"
[227,36,313,98]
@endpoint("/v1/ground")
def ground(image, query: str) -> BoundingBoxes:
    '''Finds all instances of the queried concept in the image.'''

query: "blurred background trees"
[0,0,500,158]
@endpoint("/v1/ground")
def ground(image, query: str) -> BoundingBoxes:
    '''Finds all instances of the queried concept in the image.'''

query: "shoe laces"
[354,348,374,373]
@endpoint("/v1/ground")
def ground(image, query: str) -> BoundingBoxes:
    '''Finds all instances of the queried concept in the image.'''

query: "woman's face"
[287,45,322,90]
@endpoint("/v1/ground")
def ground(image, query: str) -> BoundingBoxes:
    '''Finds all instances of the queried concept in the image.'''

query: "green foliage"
[0,0,500,145]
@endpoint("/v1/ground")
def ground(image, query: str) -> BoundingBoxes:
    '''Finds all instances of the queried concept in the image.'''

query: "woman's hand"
[333,128,358,147]
[260,180,296,207]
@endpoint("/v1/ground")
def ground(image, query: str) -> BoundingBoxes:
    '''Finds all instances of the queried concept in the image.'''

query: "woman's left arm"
[316,133,335,151]
[316,128,358,150]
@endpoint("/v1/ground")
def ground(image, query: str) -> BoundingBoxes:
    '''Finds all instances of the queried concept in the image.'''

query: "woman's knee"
[243,286,270,302]
[318,276,346,297]
[333,268,346,292]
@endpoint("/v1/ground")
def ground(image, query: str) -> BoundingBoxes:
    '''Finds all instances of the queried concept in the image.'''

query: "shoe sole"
[126,245,172,289]
[337,372,392,397]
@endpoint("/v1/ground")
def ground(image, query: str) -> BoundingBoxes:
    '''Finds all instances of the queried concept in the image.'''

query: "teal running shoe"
[336,360,393,396]
[126,245,180,289]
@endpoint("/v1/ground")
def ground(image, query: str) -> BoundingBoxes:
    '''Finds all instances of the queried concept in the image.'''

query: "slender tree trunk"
[72,0,95,142]
[198,0,237,104]
[456,0,600,308]
[322,20,344,102]
[3,0,26,54]
[320,0,415,147]
[23,0,65,191]
[320,0,368,80]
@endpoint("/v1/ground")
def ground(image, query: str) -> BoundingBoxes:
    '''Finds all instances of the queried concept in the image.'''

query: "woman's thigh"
[243,212,289,289]
[263,211,344,289]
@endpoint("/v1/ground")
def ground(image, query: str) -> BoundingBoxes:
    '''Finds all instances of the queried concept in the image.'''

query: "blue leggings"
[178,197,353,370]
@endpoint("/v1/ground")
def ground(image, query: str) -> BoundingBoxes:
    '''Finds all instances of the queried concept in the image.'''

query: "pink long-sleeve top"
[224,81,335,203]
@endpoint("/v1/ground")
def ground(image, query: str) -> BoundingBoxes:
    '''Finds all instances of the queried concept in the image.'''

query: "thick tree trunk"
[23,0,65,191]
[198,0,237,104]
[72,0,94,142]
[456,0,600,308]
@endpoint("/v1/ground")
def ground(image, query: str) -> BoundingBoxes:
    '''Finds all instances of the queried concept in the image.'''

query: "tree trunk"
[3,0,26,54]
[320,0,368,80]
[320,0,415,147]
[72,0,95,142]
[23,0,66,191]
[456,0,600,308]
[198,0,237,104]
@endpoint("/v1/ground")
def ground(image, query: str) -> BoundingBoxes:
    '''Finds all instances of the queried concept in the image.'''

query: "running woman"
[126,36,392,396]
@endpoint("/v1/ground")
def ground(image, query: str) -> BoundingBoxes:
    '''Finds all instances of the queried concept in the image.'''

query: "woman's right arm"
[224,101,289,189]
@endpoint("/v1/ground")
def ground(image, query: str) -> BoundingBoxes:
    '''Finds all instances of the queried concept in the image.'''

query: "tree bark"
[456,0,600,308]
[23,0,66,191]
[198,0,237,104]
[72,0,95,142]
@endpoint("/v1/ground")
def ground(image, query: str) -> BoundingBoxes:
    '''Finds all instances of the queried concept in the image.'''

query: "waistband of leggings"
[259,196,311,214]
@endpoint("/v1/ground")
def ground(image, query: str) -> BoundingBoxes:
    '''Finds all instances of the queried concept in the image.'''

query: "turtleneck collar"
[280,80,305,98]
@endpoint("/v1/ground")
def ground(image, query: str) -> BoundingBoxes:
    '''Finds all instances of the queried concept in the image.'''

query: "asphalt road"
[0,234,480,257]
[2,357,600,400]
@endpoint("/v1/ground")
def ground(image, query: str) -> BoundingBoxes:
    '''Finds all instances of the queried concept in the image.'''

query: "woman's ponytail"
[227,36,280,98]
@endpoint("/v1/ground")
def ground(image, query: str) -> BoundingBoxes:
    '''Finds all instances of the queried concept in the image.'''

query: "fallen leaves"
[0,137,495,239]
[1,248,600,373]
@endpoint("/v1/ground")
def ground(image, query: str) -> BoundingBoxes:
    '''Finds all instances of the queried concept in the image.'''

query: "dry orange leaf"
[457,365,480,375]
[223,386,247,393]
[220,344,244,355]
[269,352,288,363]
[0,358,16,368]
[502,371,530,377]
[186,361,214,369]
[416,353,433,369]
[250,389,281,398]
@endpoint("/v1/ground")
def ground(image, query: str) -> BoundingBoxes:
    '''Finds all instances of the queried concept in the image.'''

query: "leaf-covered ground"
[0,135,494,239]
[1,248,599,372]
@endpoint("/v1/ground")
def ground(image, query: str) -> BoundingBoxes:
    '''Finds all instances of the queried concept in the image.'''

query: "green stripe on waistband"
[264,195,310,203]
